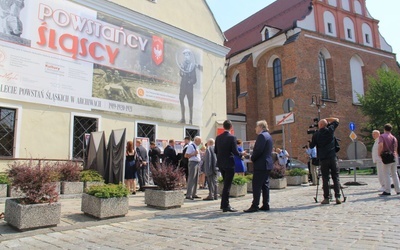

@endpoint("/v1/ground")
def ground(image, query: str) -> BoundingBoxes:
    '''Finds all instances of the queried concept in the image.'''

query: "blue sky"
[206,0,400,58]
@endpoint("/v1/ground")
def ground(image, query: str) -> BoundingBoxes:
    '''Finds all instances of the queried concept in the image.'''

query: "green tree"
[358,69,400,148]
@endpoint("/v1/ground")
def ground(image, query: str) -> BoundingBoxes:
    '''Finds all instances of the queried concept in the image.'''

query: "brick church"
[224,0,400,162]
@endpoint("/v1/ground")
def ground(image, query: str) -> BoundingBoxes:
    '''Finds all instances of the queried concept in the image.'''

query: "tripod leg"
[314,168,320,203]
[340,184,347,202]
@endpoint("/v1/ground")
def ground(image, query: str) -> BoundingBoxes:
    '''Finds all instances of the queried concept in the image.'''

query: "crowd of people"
[124,117,400,212]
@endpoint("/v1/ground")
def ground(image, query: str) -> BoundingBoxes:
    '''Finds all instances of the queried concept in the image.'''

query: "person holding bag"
[378,123,400,196]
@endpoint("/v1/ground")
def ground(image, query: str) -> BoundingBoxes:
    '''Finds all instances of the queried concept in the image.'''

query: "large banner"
[0,0,203,125]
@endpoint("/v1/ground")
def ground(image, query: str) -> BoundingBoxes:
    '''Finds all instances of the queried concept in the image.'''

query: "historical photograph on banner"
[0,0,203,126]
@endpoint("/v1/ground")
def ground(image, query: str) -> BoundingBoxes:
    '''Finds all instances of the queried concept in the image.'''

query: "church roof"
[224,0,312,58]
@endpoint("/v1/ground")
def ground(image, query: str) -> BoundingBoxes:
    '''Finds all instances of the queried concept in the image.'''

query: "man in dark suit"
[163,139,178,167]
[244,120,273,213]
[215,120,241,212]
[149,141,161,169]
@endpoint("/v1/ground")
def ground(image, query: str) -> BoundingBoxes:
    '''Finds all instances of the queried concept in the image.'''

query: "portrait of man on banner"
[177,48,199,125]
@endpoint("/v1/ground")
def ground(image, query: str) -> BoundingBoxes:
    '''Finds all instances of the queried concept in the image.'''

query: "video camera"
[307,118,319,134]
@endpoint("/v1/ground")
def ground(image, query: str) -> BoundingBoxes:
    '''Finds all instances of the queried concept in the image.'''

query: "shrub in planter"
[245,174,253,193]
[270,164,287,189]
[217,175,248,197]
[287,168,308,176]
[150,164,185,191]
[0,173,10,197]
[81,184,129,219]
[57,161,84,194]
[5,161,61,230]
[286,168,309,186]
[145,165,185,209]
[80,170,104,190]
[270,164,286,179]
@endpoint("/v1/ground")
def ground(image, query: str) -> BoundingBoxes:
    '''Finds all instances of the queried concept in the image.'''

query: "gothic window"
[350,55,364,104]
[235,74,240,108]
[273,58,283,97]
[73,116,98,159]
[0,107,16,157]
[318,53,329,99]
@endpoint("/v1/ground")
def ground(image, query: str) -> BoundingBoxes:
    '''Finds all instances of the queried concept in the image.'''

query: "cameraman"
[309,117,341,205]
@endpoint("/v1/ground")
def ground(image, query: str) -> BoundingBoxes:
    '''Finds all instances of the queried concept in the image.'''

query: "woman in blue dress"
[234,139,246,175]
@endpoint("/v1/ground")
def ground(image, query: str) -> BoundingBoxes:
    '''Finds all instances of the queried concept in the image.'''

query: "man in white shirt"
[185,136,202,200]
[372,130,385,191]
[276,148,289,167]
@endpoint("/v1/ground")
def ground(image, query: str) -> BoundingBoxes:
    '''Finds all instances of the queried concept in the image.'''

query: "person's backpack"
[180,146,189,167]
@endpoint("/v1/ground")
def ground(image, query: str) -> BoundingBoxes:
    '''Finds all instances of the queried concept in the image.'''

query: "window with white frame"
[137,122,156,142]
[362,23,373,47]
[341,0,350,11]
[324,11,337,37]
[354,0,363,15]
[72,116,98,159]
[343,17,355,42]
[185,128,199,141]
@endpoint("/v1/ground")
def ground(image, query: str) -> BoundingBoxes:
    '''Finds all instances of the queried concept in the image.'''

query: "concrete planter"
[4,199,61,231]
[301,175,309,184]
[218,184,247,197]
[84,181,104,190]
[53,182,61,194]
[145,189,184,209]
[81,193,129,219]
[0,184,8,197]
[61,181,84,194]
[247,181,253,193]
[286,176,303,186]
[270,178,287,189]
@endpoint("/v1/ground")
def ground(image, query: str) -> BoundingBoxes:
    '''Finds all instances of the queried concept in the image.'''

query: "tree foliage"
[358,69,400,139]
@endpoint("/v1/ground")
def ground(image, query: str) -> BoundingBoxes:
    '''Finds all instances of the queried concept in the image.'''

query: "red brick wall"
[226,29,400,162]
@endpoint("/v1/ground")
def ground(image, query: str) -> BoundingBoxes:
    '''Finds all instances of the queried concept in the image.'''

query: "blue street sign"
[349,122,355,131]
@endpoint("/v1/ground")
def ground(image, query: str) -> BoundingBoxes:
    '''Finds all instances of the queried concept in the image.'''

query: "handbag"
[381,151,395,164]
[380,136,396,164]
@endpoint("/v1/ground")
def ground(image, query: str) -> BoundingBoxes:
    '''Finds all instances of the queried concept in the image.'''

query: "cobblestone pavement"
[0,175,399,249]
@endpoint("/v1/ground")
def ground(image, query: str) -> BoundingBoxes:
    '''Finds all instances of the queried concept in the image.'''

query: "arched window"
[235,74,240,108]
[350,55,364,104]
[273,59,282,97]
[341,0,350,11]
[362,23,373,47]
[323,11,337,37]
[343,17,355,42]
[328,0,337,7]
[318,52,328,99]
[354,0,362,15]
